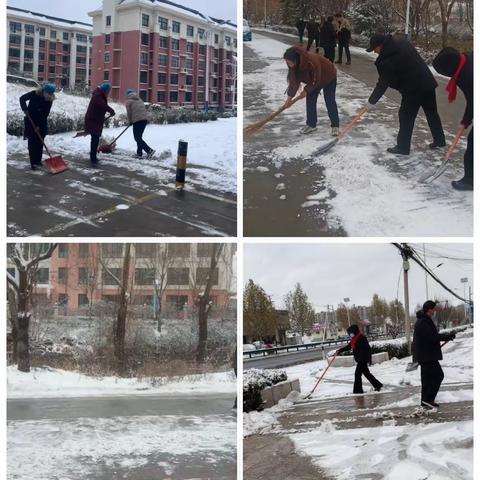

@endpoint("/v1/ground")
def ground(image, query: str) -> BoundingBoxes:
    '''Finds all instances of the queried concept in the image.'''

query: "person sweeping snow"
[412,301,455,410]
[336,324,383,394]
[84,82,115,167]
[365,34,446,156]
[283,45,340,136]
[126,89,155,159]
[432,47,473,191]
[19,83,56,170]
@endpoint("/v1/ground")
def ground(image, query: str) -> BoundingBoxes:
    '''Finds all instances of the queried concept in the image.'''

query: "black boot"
[387,146,409,155]
[452,178,473,191]
[429,141,446,149]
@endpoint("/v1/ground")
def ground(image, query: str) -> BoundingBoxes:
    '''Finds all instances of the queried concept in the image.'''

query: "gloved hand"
[461,119,471,128]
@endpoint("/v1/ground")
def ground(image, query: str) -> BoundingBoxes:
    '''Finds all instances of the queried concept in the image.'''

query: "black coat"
[320,22,336,48]
[456,52,473,127]
[369,35,438,104]
[412,310,451,364]
[306,20,319,38]
[20,89,53,138]
[296,20,306,35]
[339,334,372,364]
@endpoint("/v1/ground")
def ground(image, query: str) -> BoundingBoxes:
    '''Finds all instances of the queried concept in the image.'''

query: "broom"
[244,95,303,138]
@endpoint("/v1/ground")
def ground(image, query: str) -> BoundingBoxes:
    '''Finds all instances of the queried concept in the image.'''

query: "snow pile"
[243,409,281,437]
[7,366,236,399]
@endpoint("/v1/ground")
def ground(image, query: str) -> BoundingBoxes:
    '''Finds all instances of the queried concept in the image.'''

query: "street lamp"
[460,277,469,320]
[344,297,351,326]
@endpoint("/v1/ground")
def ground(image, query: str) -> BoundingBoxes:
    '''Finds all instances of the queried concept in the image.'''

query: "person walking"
[306,18,320,52]
[19,83,56,170]
[337,324,383,394]
[320,16,337,62]
[296,18,306,44]
[366,34,446,155]
[412,301,455,410]
[283,45,340,136]
[335,12,351,65]
[433,47,473,190]
[126,89,155,158]
[84,82,115,167]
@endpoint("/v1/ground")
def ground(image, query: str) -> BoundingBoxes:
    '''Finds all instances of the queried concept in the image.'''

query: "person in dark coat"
[320,16,336,62]
[296,18,306,44]
[335,13,351,65]
[19,83,56,170]
[306,18,320,52]
[84,82,115,166]
[412,301,455,409]
[337,324,383,394]
[366,34,446,155]
[283,46,340,136]
[433,47,473,191]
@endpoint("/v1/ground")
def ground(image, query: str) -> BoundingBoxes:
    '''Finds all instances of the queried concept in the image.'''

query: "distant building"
[89,0,237,108]
[7,6,92,89]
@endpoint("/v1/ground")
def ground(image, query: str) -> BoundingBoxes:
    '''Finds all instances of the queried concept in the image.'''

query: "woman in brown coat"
[126,89,155,158]
[283,46,339,136]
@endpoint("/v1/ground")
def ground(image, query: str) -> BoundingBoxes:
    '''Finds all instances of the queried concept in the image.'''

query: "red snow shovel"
[314,105,369,155]
[97,125,130,154]
[303,350,339,400]
[27,113,68,174]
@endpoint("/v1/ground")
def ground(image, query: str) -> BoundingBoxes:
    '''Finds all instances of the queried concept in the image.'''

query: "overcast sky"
[7,0,237,24]
[244,243,473,313]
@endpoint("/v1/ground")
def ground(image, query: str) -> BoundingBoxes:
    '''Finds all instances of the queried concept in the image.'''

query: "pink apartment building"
[88,0,237,109]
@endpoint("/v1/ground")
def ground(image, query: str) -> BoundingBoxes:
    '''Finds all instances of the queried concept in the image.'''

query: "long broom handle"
[308,350,339,396]
[26,112,53,158]
[108,124,130,146]
[337,105,368,141]
[445,125,465,161]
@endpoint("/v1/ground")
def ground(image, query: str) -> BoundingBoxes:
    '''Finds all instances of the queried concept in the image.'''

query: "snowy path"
[243,34,472,237]
[8,394,237,480]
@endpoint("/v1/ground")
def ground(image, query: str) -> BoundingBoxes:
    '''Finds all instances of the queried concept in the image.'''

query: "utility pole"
[423,243,429,299]
[400,245,412,353]
[264,0,267,27]
[405,0,411,38]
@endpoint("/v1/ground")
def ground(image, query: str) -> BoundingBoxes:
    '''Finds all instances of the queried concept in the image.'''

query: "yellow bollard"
[175,140,188,190]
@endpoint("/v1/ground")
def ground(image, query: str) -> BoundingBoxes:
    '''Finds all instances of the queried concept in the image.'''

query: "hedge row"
[243,368,287,412]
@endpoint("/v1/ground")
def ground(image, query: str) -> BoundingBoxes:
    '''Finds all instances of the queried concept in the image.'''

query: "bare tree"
[7,243,58,372]
[437,0,457,47]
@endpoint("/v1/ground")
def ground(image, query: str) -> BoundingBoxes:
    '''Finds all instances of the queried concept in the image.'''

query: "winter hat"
[43,83,56,94]
[100,82,112,93]
[283,48,301,64]
[366,34,386,52]
[346,324,360,336]
[432,47,462,77]
[127,88,135,95]
[422,300,437,312]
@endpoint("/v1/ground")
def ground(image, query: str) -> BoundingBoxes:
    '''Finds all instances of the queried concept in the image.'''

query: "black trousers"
[27,134,44,168]
[306,78,339,128]
[323,46,335,62]
[397,90,445,154]
[90,134,100,164]
[338,39,351,62]
[420,361,444,403]
[354,362,383,394]
[133,120,153,156]
[306,35,319,51]
[463,127,473,185]
[298,30,305,44]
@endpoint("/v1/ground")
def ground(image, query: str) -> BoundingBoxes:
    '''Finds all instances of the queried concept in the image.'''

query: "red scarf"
[350,332,362,350]
[446,53,467,103]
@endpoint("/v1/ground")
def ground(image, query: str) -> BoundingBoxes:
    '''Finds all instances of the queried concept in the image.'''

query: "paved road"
[7,151,236,237]
[8,393,237,480]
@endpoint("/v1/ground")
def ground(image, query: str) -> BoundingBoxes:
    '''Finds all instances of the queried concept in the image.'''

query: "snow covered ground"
[7,366,236,399]
[244,34,472,236]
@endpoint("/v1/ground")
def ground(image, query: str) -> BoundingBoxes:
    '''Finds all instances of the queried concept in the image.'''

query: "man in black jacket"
[306,18,320,52]
[296,18,306,44]
[433,47,473,191]
[412,301,455,410]
[320,16,336,62]
[337,324,383,394]
[366,34,446,155]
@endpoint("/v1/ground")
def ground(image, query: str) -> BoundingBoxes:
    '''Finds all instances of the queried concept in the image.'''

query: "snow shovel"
[405,341,448,372]
[97,124,130,154]
[27,113,68,174]
[243,95,303,138]
[303,350,339,400]
[419,126,465,184]
[314,105,369,156]
[73,113,114,138]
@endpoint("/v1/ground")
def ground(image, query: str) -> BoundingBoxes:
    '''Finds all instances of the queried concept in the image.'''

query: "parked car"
[243,19,252,41]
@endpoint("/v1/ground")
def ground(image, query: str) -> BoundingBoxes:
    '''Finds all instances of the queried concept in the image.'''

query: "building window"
[102,268,122,286]
[77,45,87,54]
[213,63,218,73]
[102,244,123,258]
[199,45,206,55]
[38,64,44,73]
[76,34,87,42]
[106,16,111,27]
[214,34,219,44]
[157,91,165,102]
[134,268,155,286]
[167,244,190,257]
[24,63,33,72]
[24,50,34,60]
[170,73,178,85]
[57,293,68,306]
[104,53,110,63]
[50,30,57,39]
[78,294,89,307]
[104,71,109,81]
[171,39,179,51]
[50,41,57,50]
[187,25,194,37]
[77,57,86,64]
[58,267,68,283]
[36,268,49,284]
[234,38,237,48]
[185,91,193,103]
[39,39,46,48]
[199,61,206,70]
[25,37,34,47]
[172,21,180,33]
[135,244,156,258]
[196,267,219,285]
[39,52,45,60]
[158,17,168,30]
[39,27,46,36]
[140,90,147,101]
[225,36,231,46]
[9,34,21,45]
[171,57,179,68]
[186,75,193,85]
[198,28,205,39]
[141,33,149,46]
[25,24,35,34]
[105,34,111,44]
[10,22,22,33]
[170,91,178,102]
[63,44,70,53]
[58,244,68,257]
[78,267,88,285]
[158,72,166,84]
[9,48,20,57]
[159,36,168,48]
[198,76,204,86]
[186,42,193,53]
[63,32,69,41]
[142,14,150,27]
[167,268,189,286]
[197,244,215,257]
[186,58,193,69]
[141,52,149,65]
[167,295,188,311]
[139,71,148,83]
[159,55,167,66]
[79,244,89,257]
[49,53,56,61]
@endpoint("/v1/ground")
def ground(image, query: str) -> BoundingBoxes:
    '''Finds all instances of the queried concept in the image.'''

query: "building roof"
[7,6,92,29]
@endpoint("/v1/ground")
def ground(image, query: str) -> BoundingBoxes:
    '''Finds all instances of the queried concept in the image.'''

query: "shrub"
[243,368,287,412]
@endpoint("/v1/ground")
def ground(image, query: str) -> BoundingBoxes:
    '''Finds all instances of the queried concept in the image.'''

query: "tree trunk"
[114,244,131,375]
[17,270,30,372]
[8,289,18,363]
[196,298,209,364]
